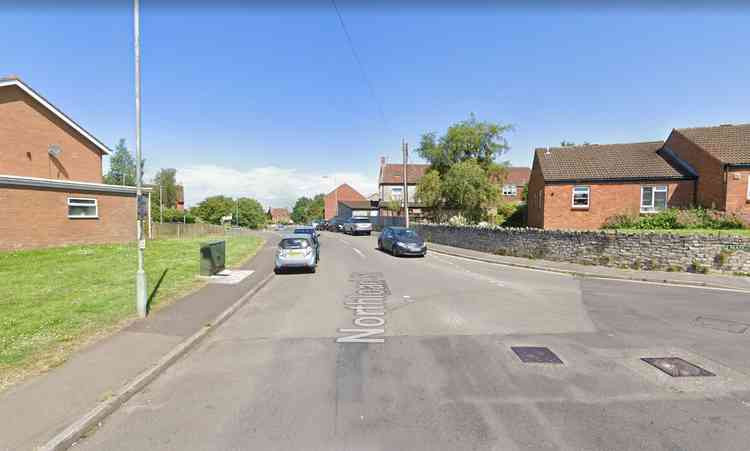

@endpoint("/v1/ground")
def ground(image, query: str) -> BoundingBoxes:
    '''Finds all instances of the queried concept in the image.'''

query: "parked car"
[316,220,328,231]
[378,227,427,257]
[343,217,373,235]
[274,224,286,231]
[274,234,317,273]
[328,218,344,232]
[293,226,320,261]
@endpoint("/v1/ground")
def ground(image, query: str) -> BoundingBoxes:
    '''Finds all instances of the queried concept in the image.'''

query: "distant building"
[496,167,531,203]
[268,207,291,224]
[324,183,367,220]
[377,157,430,219]
[337,200,378,219]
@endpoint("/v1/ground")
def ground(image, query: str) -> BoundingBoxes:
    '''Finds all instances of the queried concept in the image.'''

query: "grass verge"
[0,234,264,390]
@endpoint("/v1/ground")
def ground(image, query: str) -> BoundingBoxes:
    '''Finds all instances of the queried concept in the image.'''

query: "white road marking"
[352,248,365,259]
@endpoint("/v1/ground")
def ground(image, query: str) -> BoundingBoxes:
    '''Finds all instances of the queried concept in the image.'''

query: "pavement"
[63,230,750,451]
[0,232,275,451]
[425,241,750,292]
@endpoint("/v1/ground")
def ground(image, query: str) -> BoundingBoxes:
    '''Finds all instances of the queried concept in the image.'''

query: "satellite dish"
[48,145,62,158]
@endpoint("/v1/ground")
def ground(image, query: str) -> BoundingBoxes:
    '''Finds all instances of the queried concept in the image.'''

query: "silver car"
[343,217,373,235]
[274,234,317,273]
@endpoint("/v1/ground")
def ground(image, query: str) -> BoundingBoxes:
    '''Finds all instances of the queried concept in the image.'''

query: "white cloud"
[175,165,378,209]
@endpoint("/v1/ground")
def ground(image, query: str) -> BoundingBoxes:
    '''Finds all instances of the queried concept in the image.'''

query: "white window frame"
[502,184,517,196]
[571,186,590,209]
[747,174,750,201]
[391,186,403,200]
[640,185,668,213]
[67,197,98,218]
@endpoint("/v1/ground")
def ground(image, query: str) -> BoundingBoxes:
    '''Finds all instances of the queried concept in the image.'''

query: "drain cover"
[511,346,563,364]
[641,357,715,377]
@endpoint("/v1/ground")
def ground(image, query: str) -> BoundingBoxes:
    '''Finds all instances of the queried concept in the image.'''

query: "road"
[79,231,750,450]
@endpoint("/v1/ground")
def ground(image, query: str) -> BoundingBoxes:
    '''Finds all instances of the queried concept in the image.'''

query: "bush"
[603,207,747,231]
[448,214,469,226]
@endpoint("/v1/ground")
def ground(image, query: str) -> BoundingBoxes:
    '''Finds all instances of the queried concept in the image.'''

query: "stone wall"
[414,224,750,275]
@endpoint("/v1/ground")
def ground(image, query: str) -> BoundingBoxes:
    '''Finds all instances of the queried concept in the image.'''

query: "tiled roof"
[535,141,694,182]
[675,124,750,165]
[379,163,431,184]
[503,167,531,185]
[270,208,290,218]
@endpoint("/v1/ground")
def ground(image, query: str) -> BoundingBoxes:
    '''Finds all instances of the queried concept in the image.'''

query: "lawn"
[615,228,750,237]
[0,235,264,389]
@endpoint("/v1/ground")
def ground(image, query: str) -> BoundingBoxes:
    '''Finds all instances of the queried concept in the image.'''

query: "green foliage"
[290,194,325,224]
[492,202,526,227]
[603,207,747,231]
[415,169,442,214]
[416,114,512,175]
[150,168,179,219]
[103,139,137,186]
[192,195,235,224]
[442,160,499,222]
[160,207,196,224]
[383,199,401,213]
[236,197,267,229]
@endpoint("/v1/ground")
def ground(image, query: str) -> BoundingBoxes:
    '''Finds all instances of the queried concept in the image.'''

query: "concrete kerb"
[39,272,275,451]
[427,245,750,293]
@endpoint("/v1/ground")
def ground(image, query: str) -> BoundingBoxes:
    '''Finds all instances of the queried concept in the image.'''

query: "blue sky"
[3,2,749,207]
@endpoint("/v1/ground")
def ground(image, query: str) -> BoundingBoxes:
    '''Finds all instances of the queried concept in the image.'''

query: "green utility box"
[200,240,226,276]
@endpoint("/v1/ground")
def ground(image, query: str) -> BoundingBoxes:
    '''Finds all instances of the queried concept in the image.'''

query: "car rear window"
[294,228,314,235]
[352,218,370,223]
[280,238,310,249]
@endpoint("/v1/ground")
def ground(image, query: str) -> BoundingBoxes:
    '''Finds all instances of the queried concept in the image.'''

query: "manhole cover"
[641,357,715,377]
[511,346,563,364]
[695,317,749,334]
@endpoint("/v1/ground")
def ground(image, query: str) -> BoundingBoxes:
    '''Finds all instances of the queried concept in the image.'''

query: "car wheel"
[310,266,316,273]
[274,267,282,274]
[391,244,399,257]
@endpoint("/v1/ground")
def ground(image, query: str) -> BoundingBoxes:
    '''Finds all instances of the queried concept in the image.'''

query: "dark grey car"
[378,227,427,257]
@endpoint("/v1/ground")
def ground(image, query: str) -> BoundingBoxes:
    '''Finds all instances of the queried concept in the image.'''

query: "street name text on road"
[337,272,390,343]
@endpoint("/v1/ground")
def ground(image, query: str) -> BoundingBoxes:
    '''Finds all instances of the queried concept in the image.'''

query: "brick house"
[527,141,696,229]
[268,207,291,223]
[528,124,750,229]
[324,183,367,220]
[497,166,531,203]
[377,158,430,219]
[0,76,149,250]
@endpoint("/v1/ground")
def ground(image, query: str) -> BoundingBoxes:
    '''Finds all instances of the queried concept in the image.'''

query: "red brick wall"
[324,184,366,220]
[542,180,694,230]
[726,168,750,222]
[526,155,545,228]
[0,85,104,183]
[664,130,725,210]
[0,186,136,250]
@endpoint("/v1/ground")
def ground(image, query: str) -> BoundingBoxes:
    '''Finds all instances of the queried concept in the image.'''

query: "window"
[67,198,98,218]
[391,187,403,200]
[502,184,517,196]
[572,186,590,208]
[641,186,667,213]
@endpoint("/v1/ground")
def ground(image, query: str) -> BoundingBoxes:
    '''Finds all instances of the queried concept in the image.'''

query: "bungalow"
[528,123,750,229]
[0,76,149,250]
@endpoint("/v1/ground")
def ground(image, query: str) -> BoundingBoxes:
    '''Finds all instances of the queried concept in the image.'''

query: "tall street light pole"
[134,0,148,317]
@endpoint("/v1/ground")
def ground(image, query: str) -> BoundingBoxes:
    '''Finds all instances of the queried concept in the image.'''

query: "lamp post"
[134,0,147,318]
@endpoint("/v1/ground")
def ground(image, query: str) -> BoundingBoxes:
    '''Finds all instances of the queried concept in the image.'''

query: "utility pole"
[402,139,410,228]
[134,0,147,318]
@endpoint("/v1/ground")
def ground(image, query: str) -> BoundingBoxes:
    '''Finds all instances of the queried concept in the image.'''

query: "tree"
[416,114,512,175]
[104,139,137,185]
[151,168,178,219]
[236,197,267,229]
[415,169,443,218]
[291,197,313,224]
[290,194,325,224]
[441,159,499,222]
[192,195,235,224]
